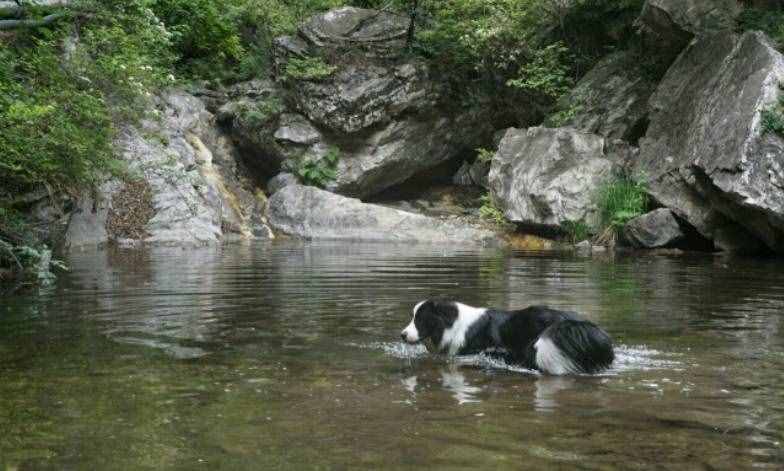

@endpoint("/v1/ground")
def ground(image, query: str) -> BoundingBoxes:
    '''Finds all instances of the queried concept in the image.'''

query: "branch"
[0,11,66,30]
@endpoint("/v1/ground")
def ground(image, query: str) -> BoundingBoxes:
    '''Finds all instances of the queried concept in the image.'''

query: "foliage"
[284,56,338,81]
[561,220,590,244]
[149,0,347,82]
[475,147,495,164]
[594,177,648,244]
[296,147,340,188]
[737,7,784,50]
[478,193,507,225]
[235,97,284,128]
[0,207,65,286]
[0,0,175,196]
[507,42,573,99]
[761,85,784,137]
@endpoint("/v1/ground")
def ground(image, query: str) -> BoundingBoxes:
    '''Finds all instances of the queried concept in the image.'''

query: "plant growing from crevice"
[284,56,337,81]
[761,87,784,137]
[235,97,283,128]
[295,147,340,188]
[478,193,507,226]
[475,147,495,164]
[593,176,648,246]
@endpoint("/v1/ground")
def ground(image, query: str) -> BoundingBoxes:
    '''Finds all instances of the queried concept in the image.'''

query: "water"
[1,241,783,470]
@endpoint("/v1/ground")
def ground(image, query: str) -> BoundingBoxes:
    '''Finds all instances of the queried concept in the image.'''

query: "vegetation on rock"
[593,177,649,245]
[293,147,341,189]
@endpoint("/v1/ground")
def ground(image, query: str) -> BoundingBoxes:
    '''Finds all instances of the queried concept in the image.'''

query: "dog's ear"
[430,299,459,325]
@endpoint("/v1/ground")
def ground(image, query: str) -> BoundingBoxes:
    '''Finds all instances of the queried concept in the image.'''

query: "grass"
[561,220,590,244]
[593,177,648,246]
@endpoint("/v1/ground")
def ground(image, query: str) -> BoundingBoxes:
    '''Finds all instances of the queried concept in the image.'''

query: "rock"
[575,240,593,254]
[220,7,493,198]
[328,111,489,197]
[267,172,299,195]
[634,32,784,253]
[488,127,615,229]
[268,184,498,245]
[622,209,685,248]
[298,7,408,51]
[67,90,273,248]
[551,51,658,142]
[637,0,741,56]
[453,160,491,188]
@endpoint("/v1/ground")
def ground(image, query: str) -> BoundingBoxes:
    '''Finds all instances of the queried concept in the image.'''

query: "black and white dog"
[401,299,614,375]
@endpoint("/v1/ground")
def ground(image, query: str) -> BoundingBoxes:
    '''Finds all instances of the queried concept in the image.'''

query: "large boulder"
[634,31,784,253]
[268,184,498,245]
[637,0,741,56]
[488,127,615,229]
[220,7,492,198]
[622,209,686,248]
[550,51,658,142]
[67,91,272,248]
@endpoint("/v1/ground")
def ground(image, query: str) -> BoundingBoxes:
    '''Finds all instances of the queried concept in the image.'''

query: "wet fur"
[402,299,614,375]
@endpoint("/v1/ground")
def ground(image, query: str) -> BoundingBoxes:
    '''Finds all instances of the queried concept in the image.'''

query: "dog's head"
[401,299,458,349]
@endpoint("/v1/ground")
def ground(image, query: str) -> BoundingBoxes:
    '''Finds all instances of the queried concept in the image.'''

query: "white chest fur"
[439,303,487,355]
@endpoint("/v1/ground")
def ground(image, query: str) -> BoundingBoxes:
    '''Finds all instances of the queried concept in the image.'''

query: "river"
[1,241,782,469]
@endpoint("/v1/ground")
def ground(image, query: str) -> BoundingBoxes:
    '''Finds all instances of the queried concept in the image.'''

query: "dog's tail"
[532,320,614,375]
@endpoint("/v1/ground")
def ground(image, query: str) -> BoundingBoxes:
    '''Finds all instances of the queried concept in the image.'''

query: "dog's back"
[495,306,614,374]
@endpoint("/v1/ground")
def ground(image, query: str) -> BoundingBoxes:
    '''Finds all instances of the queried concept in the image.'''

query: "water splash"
[355,342,681,375]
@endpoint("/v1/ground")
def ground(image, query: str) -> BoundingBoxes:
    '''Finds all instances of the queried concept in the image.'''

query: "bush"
[594,177,648,245]
[0,1,173,196]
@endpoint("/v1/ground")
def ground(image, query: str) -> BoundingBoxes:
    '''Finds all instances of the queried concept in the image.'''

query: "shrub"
[507,42,573,100]
[296,147,340,188]
[594,177,648,245]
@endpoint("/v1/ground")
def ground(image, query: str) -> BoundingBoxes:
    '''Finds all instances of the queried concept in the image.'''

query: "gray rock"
[623,209,685,248]
[328,111,490,197]
[634,32,784,253]
[217,7,493,198]
[298,6,408,51]
[274,114,322,145]
[286,58,434,135]
[552,51,658,141]
[489,127,615,229]
[268,184,498,245]
[637,0,741,56]
[267,173,299,195]
[453,160,491,188]
[67,90,273,248]
[574,240,593,254]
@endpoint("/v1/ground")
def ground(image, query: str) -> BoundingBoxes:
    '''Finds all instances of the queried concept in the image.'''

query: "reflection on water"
[1,241,784,469]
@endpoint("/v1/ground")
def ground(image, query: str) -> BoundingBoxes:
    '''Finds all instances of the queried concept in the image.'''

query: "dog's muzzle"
[401,324,419,344]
